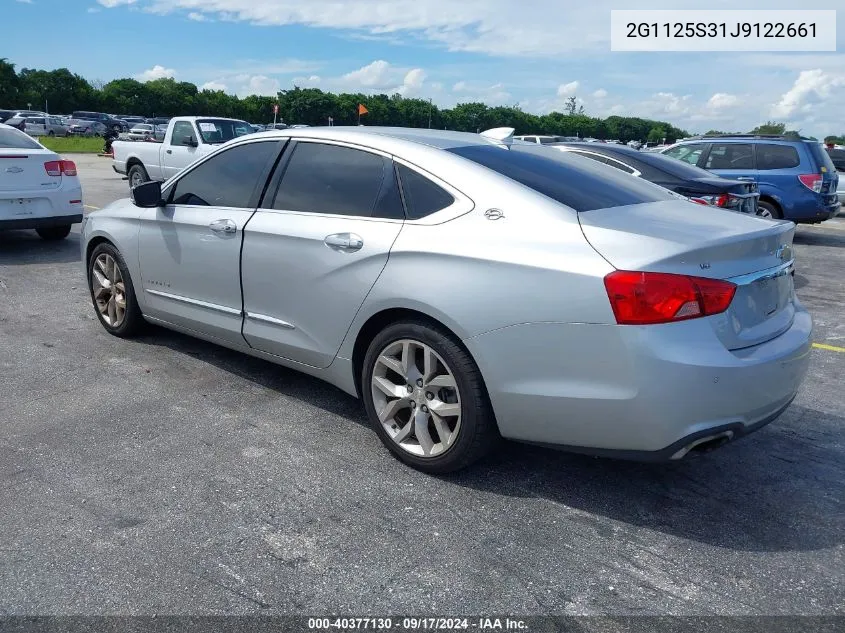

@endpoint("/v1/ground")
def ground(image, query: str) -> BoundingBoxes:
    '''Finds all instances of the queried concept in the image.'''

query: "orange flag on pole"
[358,104,368,115]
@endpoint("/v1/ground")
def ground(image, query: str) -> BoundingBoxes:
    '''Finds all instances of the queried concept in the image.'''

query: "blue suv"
[661,135,840,223]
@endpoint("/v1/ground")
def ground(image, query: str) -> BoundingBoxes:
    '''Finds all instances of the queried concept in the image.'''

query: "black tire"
[757,200,783,220]
[87,242,144,338]
[36,225,71,240]
[361,320,499,474]
[128,164,149,189]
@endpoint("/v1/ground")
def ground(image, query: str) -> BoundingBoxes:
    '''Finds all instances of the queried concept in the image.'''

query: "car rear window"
[447,144,675,211]
[756,144,800,170]
[807,142,837,174]
[0,127,41,149]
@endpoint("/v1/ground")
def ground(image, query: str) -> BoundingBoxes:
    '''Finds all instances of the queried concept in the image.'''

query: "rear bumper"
[0,214,83,230]
[464,305,812,459]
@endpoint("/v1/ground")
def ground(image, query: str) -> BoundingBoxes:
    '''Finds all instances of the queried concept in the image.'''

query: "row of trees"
[0,57,724,143]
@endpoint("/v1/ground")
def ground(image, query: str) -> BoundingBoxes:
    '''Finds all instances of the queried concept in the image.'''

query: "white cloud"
[15,0,34,4]
[771,69,845,118]
[87,6,101,12]
[200,80,228,91]
[342,60,392,88]
[187,11,208,20]
[242,74,281,96]
[592,88,608,99]
[292,75,321,86]
[452,81,467,92]
[135,65,176,81]
[397,68,426,96]
[557,81,579,97]
[97,0,135,6]
[706,93,740,110]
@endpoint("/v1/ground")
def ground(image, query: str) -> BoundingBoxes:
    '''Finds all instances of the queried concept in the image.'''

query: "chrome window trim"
[245,312,296,329]
[560,148,642,178]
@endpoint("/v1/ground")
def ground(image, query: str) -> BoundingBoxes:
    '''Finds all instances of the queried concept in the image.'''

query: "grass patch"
[39,136,105,154]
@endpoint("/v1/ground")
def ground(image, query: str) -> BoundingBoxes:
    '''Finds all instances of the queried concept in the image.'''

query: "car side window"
[167,141,278,208]
[170,122,195,147]
[664,143,706,165]
[756,144,800,170]
[270,142,403,219]
[705,143,754,169]
[397,164,455,220]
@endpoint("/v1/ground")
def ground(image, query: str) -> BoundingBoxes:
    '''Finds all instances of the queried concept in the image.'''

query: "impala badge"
[484,208,504,220]
[5,167,23,173]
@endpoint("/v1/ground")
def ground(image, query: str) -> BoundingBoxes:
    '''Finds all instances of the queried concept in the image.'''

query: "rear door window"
[756,144,800,170]
[704,143,754,169]
[271,142,403,219]
[448,144,675,212]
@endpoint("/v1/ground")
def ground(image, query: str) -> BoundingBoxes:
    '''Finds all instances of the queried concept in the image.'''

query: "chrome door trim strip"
[145,288,242,316]
[245,311,296,329]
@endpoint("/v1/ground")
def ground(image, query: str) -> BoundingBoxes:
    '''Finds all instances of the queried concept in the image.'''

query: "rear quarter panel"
[336,179,616,361]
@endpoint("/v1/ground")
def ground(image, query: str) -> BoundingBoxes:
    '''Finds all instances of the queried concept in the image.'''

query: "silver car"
[80,127,812,473]
[24,116,70,137]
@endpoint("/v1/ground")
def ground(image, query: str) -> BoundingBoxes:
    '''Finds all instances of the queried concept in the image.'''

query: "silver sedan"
[80,127,812,473]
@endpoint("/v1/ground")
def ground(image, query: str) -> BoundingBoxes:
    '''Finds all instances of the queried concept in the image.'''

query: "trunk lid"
[579,200,797,350]
[0,149,60,192]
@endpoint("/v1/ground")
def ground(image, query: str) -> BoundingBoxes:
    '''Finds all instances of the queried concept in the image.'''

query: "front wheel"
[36,225,71,240]
[87,243,144,338]
[361,320,499,474]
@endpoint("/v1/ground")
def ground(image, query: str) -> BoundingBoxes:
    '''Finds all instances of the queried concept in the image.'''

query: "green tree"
[749,121,786,135]
[0,58,20,106]
[647,125,667,144]
[18,67,95,113]
[563,96,584,116]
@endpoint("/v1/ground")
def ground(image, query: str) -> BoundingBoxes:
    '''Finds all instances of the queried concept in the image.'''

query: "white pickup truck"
[112,116,253,188]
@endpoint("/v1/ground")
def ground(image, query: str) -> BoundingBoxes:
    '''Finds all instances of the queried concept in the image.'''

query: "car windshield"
[0,127,42,149]
[195,119,253,144]
[447,143,676,212]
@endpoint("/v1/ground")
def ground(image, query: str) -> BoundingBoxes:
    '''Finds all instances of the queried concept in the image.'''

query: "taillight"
[43,160,76,177]
[798,173,823,193]
[604,271,737,325]
[689,194,730,207]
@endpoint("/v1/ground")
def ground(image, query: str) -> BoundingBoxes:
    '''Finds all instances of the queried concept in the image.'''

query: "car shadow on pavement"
[0,230,81,265]
[793,228,845,247]
[131,325,842,555]
[449,404,844,554]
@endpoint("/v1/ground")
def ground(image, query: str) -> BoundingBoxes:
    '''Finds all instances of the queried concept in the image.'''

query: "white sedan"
[0,123,84,240]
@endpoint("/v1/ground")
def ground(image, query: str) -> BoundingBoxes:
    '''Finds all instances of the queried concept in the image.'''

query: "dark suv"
[71,111,127,133]
[661,135,840,223]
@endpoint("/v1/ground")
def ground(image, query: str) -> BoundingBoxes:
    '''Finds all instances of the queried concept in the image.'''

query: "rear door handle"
[324,232,364,252]
[209,219,237,234]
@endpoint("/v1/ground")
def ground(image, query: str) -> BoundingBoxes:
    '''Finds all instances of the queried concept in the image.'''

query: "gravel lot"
[0,154,843,617]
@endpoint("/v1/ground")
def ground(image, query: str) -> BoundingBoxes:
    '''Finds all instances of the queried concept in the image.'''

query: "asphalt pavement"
[0,154,843,617]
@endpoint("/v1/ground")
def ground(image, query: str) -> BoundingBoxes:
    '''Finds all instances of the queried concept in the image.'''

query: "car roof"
[247,126,510,154]
[674,136,810,146]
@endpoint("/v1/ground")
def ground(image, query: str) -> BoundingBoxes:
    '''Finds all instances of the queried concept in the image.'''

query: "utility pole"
[428,98,432,128]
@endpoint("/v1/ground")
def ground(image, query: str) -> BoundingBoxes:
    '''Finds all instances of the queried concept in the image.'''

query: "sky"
[4,0,845,137]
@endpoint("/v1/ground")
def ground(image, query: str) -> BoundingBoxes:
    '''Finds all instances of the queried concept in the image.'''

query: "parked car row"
[79,124,813,473]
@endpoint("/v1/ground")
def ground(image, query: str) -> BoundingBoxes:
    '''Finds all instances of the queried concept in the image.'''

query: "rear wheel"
[36,225,71,240]
[361,320,499,473]
[87,243,144,338]
[757,200,783,220]
[128,164,149,189]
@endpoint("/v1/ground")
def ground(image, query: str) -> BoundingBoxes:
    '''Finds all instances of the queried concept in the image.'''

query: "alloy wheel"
[91,253,127,327]
[371,339,462,458]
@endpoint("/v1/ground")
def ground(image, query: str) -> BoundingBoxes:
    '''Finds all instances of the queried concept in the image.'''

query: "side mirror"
[132,180,164,208]
[182,135,198,147]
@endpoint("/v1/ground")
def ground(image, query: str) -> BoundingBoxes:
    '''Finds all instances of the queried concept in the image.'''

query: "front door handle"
[209,219,237,234]
[324,232,364,252]
[166,149,173,154]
